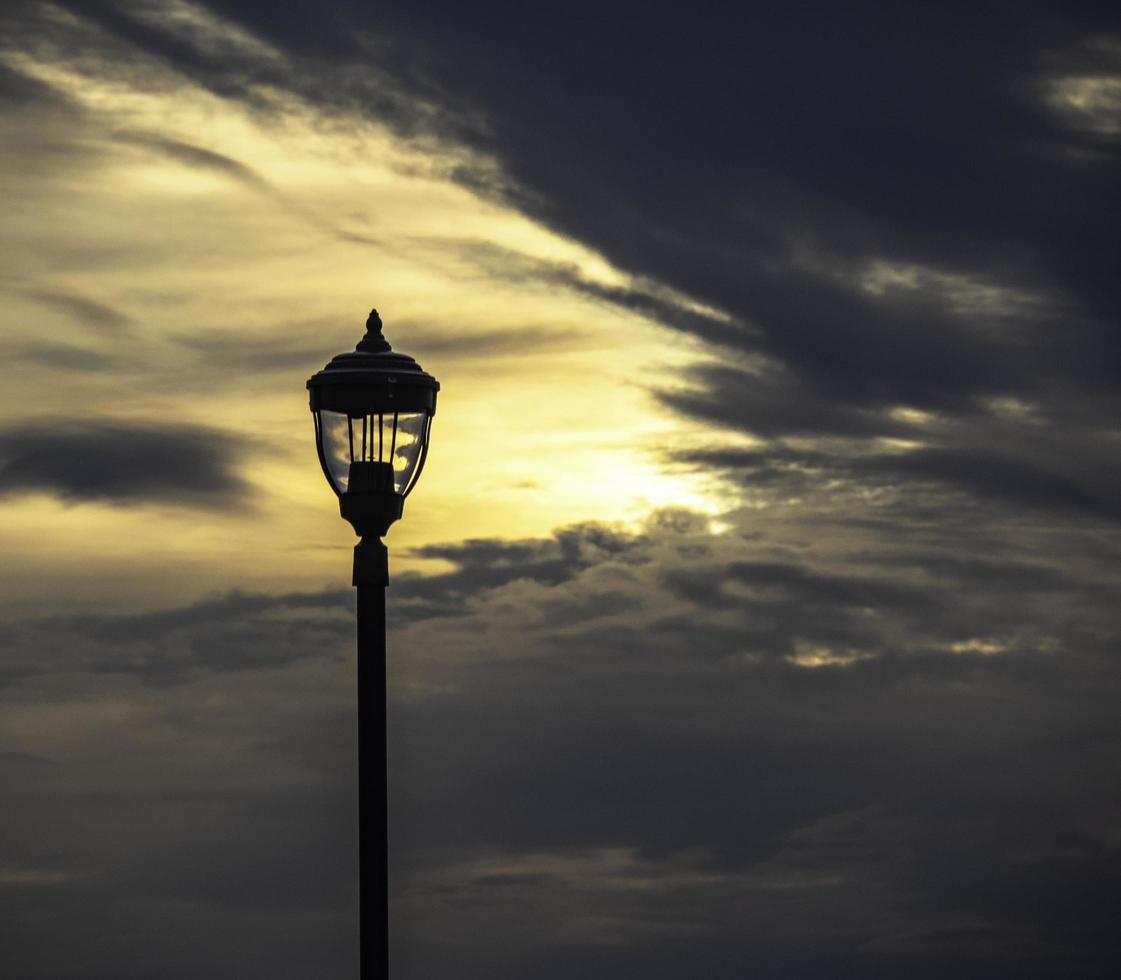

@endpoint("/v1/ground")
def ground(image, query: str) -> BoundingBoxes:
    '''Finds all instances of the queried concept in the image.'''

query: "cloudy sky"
[2,1,1120,977]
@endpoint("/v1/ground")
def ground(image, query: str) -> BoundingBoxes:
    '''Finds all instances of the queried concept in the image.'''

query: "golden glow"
[786,645,876,668]
[949,638,1008,657]
[0,5,733,614]
[1048,75,1121,135]
[887,407,936,426]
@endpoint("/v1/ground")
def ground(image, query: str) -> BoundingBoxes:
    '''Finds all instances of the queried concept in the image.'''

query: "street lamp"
[307,308,440,979]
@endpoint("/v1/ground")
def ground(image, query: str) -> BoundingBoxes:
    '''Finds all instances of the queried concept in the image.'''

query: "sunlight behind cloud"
[1047,74,1121,135]
[0,3,729,613]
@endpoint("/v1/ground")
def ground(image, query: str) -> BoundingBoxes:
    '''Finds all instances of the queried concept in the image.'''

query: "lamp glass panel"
[317,410,352,494]
[391,411,428,494]
[317,408,430,496]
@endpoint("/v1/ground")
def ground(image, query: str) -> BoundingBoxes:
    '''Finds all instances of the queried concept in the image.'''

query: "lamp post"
[307,308,440,979]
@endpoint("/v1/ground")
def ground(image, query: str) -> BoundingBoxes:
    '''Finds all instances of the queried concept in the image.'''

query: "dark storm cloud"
[0,420,248,507]
[38,0,1112,431]
[321,0,1121,408]
[71,0,1118,521]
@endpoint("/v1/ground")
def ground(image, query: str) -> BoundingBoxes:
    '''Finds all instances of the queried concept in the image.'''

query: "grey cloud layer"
[5,504,1120,978]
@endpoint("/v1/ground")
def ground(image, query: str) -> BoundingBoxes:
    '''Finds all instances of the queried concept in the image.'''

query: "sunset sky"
[2,2,1120,978]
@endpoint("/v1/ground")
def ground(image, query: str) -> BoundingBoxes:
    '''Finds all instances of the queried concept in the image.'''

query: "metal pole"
[354,538,389,980]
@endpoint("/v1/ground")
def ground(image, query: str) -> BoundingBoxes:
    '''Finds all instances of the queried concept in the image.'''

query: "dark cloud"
[65,0,1115,523]
[679,432,1121,525]
[5,2,1121,978]
[0,588,353,688]
[0,420,249,507]
[660,363,916,439]
[302,1,1121,543]
[389,511,1121,979]
[389,522,646,624]
[3,508,1121,977]
[856,445,1121,523]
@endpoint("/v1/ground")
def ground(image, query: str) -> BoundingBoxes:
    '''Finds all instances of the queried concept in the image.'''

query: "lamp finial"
[357,307,391,353]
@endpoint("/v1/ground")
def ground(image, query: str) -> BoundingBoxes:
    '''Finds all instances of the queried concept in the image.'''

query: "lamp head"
[307,308,440,538]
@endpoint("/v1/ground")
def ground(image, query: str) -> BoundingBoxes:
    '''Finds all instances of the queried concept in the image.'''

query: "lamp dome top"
[306,305,440,414]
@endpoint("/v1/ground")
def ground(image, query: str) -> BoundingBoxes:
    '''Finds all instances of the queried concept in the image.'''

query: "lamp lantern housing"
[307,308,440,538]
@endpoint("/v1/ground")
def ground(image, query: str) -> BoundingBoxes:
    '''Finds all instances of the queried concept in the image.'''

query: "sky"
[1,1,1120,977]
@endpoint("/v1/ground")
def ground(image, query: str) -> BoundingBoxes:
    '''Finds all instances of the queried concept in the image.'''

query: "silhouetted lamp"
[307,307,439,980]
[308,308,439,538]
